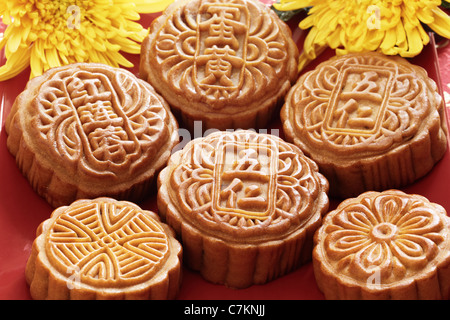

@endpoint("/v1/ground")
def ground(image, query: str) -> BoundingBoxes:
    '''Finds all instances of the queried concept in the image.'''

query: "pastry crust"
[281,52,448,198]
[157,130,329,288]
[5,63,179,207]
[25,198,183,300]
[313,190,450,300]
[140,0,299,132]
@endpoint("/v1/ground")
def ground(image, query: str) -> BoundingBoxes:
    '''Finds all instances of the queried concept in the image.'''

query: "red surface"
[437,39,450,125]
[0,11,449,300]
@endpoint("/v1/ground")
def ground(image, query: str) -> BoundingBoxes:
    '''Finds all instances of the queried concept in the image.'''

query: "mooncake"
[281,52,448,198]
[313,190,450,300]
[5,63,179,207]
[140,0,299,132]
[25,198,183,300]
[157,130,329,288]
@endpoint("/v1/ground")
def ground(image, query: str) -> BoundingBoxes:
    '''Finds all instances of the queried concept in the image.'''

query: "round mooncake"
[140,0,299,132]
[313,190,450,300]
[281,52,448,198]
[157,130,329,288]
[25,198,183,300]
[5,63,179,207]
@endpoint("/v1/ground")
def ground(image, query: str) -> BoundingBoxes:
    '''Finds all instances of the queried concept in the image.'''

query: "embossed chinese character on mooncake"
[140,0,299,131]
[281,52,448,198]
[313,190,450,300]
[157,130,329,288]
[5,63,179,207]
[25,198,182,299]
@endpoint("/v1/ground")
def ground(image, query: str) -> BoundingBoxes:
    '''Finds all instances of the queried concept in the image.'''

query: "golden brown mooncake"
[5,63,179,208]
[25,197,183,300]
[313,190,450,300]
[281,52,448,198]
[157,130,329,288]
[140,0,299,132]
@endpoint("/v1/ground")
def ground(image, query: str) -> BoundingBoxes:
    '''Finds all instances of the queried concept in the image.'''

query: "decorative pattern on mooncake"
[313,190,450,300]
[281,52,448,198]
[140,0,298,131]
[157,130,329,288]
[25,198,182,300]
[5,63,179,207]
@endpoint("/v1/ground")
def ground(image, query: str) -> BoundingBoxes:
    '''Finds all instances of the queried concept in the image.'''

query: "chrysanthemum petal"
[404,27,424,57]
[46,47,61,68]
[105,50,134,68]
[0,47,30,81]
[303,27,320,58]
[416,8,435,24]
[30,45,44,78]
[133,0,174,13]
[5,27,23,53]
[274,0,313,11]
[297,52,312,72]
[111,37,141,54]
[365,29,384,52]
[299,14,315,30]
[20,22,31,43]
[327,28,341,49]
[380,28,397,52]
[0,0,165,80]
[275,0,449,71]
[297,43,326,71]
[427,8,450,38]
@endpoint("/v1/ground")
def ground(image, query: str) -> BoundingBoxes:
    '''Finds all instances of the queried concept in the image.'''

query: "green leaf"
[271,6,309,21]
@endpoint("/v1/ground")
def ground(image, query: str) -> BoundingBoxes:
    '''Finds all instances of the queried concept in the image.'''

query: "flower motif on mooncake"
[313,190,450,300]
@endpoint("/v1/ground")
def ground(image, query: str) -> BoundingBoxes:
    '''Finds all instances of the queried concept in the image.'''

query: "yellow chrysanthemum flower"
[0,0,174,81]
[274,0,450,71]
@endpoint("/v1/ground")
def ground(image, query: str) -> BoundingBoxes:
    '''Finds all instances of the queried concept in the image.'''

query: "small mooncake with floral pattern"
[313,189,450,300]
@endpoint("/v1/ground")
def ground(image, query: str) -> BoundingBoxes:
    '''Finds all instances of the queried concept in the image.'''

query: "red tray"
[0,10,449,300]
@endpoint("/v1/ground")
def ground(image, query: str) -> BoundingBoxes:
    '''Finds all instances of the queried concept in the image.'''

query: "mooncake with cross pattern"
[157,130,329,288]
[313,190,450,300]
[140,0,299,132]
[25,197,182,299]
[5,63,179,207]
[281,52,448,198]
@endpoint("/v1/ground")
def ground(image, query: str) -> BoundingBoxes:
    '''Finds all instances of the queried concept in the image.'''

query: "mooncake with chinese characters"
[281,52,448,198]
[140,0,299,132]
[25,198,183,300]
[157,130,329,288]
[313,190,450,300]
[5,63,179,207]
